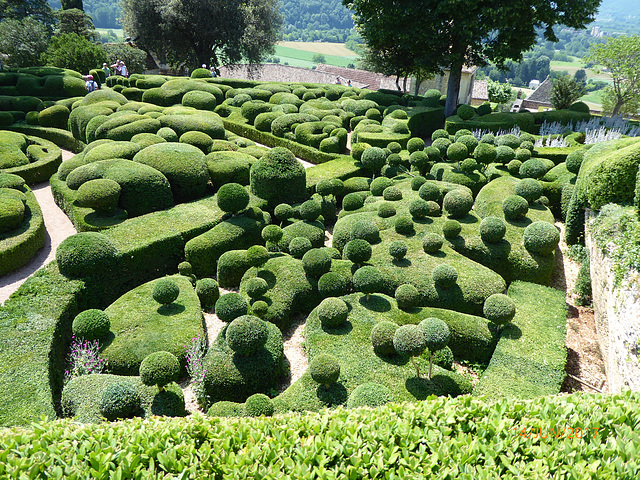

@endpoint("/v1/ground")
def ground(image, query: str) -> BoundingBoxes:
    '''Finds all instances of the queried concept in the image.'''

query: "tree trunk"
[403,75,408,94]
[445,63,463,118]
[395,75,401,91]
[612,98,624,116]
[414,74,422,96]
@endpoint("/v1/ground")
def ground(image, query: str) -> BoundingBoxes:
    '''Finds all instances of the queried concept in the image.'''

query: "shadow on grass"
[316,382,348,407]
[157,303,186,316]
[359,294,391,312]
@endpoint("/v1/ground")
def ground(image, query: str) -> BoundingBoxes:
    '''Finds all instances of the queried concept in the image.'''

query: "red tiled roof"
[315,64,390,90]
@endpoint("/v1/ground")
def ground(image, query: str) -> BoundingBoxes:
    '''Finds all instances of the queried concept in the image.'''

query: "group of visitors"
[202,63,218,77]
[83,59,129,92]
[333,77,352,87]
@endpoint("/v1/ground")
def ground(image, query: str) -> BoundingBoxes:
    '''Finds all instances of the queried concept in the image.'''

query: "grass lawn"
[550,60,611,81]
[271,42,358,69]
[277,41,357,57]
[96,28,124,41]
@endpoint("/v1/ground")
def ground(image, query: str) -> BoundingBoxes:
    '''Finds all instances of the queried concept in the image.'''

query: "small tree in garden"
[419,317,451,379]
[550,75,585,111]
[139,351,180,391]
[246,245,269,272]
[245,277,269,302]
[483,293,516,332]
[361,147,386,178]
[353,266,383,300]
[310,354,340,388]
[152,278,180,306]
[393,324,427,378]
[217,183,250,215]
[262,225,283,251]
[343,238,372,267]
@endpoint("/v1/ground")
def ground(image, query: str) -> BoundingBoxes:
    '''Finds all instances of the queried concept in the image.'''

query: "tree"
[42,32,106,74]
[574,68,587,85]
[312,53,326,64]
[585,35,640,116]
[55,8,98,41]
[102,43,146,75]
[487,80,513,105]
[120,0,283,70]
[1,0,55,28]
[0,17,49,67]
[550,75,585,110]
[346,0,601,117]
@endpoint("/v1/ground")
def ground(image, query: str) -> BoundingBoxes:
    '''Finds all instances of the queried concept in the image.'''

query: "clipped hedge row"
[1,135,63,185]
[7,124,85,153]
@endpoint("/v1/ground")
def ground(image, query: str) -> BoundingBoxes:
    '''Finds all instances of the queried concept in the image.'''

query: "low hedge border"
[1,135,63,185]
[473,281,567,400]
[6,125,85,154]
[0,187,46,276]
[305,156,363,195]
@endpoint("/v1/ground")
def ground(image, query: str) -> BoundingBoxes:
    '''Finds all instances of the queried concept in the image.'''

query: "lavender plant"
[65,336,105,383]
[185,335,208,409]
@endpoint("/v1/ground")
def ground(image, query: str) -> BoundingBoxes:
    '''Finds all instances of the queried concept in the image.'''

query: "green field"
[271,44,357,68]
[96,28,125,41]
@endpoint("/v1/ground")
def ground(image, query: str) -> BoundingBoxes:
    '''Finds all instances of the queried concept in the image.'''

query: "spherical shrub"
[419,317,450,352]
[289,236,313,259]
[507,159,522,176]
[370,321,399,356]
[310,354,340,386]
[409,150,430,174]
[443,189,474,218]
[178,261,192,276]
[77,178,121,214]
[251,300,268,318]
[342,192,365,211]
[515,148,531,162]
[389,240,407,261]
[407,137,425,153]
[395,284,420,310]
[495,145,515,164]
[461,158,478,173]
[140,351,180,389]
[302,248,332,278]
[476,103,492,116]
[217,183,250,214]
[431,129,448,141]
[99,381,141,421]
[316,179,334,198]
[350,142,371,161]
[454,128,473,140]
[377,202,396,218]
[519,159,548,181]
[344,238,372,265]
[244,393,274,417]
[246,245,269,269]
[457,135,479,153]
[479,216,507,243]
[457,104,475,121]
[72,309,110,341]
[424,146,441,163]
[215,293,249,322]
[568,101,590,113]
[382,186,402,201]
[262,224,283,244]
[347,383,392,409]
[422,232,444,254]
[514,178,543,204]
[432,264,458,288]
[473,142,497,166]
[226,315,269,355]
[370,177,393,196]
[523,221,560,256]
[483,293,516,326]
[395,215,414,235]
[442,219,462,238]
[196,278,219,308]
[480,133,495,144]
[245,277,269,299]
[152,278,180,305]
[56,232,118,278]
[418,182,440,202]
[353,266,383,297]
[299,199,322,221]
[318,272,348,298]
[432,137,452,157]
[446,142,468,162]
[361,147,387,174]
[317,297,349,328]
[520,140,534,152]
[250,147,307,207]
[566,149,585,174]
[274,203,294,223]
[496,134,521,149]
[411,176,427,191]
[393,324,427,358]
[386,153,402,166]
[350,221,380,244]
[501,195,528,221]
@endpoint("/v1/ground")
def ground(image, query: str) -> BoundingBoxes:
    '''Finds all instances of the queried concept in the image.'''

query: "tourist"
[210,66,217,77]
[84,74,98,92]
[334,77,341,85]
[101,62,110,78]
[111,60,122,76]
[120,61,129,78]
[347,79,352,87]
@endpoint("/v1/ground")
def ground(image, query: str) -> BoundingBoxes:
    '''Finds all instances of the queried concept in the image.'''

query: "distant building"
[413,66,478,105]
[471,79,488,106]
[522,76,553,110]
[528,79,540,90]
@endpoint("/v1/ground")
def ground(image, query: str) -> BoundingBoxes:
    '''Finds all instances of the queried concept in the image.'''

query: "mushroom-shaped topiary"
[317,297,349,328]
[274,203,294,225]
[407,137,425,153]
[56,232,118,279]
[346,382,392,408]
[447,142,468,163]
[353,265,383,300]
[317,272,348,298]
[361,146,387,176]
[217,183,250,214]
[422,232,444,254]
[76,178,121,215]
[72,309,111,341]
[395,284,420,310]
[514,178,543,204]
[409,150,431,176]
[140,351,180,391]
[343,238,372,266]
[432,263,458,288]
[99,381,141,421]
[483,293,516,331]
[196,278,219,309]
[370,320,399,356]
[310,353,341,388]
[250,147,307,208]
[389,240,407,261]
[502,195,529,221]
[495,145,515,165]
[442,219,462,238]
[245,393,274,417]
[152,278,180,305]
[473,142,497,169]
[215,292,248,322]
[443,189,474,218]
[393,324,427,377]
[245,277,269,300]
[419,317,451,379]
[479,216,507,244]
[289,236,313,259]
[302,248,332,278]
[299,199,322,221]
[226,315,269,356]
[523,221,559,256]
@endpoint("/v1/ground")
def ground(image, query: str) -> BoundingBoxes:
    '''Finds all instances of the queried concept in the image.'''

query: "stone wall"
[586,210,640,393]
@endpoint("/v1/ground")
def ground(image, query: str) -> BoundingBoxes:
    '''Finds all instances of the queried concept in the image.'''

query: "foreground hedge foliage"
[1,391,639,478]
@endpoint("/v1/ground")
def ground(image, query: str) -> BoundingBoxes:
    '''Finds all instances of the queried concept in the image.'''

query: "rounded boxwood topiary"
[422,232,444,254]
[217,183,250,214]
[431,129,448,141]
[432,263,458,288]
[316,179,334,198]
[310,354,340,386]
[215,292,249,322]
[56,232,118,279]
[250,147,306,208]
[302,248,332,278]
[246,245,269,269]
[382,186,402,201]
[483,293,516,327]
[140,351,180,390]
[370,177,393,196]
[389,240,407,261]
[347,382,392,409]
[77,178,121,214]
[419,316,451,378]
[317,297,349,328]
[514,178,543,204]
[473,142,497,167]
[457,104,475,121]
[507,159,522,176]
[350,142,370,161]
[443,189,474,218]
[418,182,440,203]
[411,176,427,191]
[442,219,462,238]
[274,203,294,223]
[523,221,560,256]
[180,131,214,153]
[226,315,269,356]
[196,278,219,308]
[393,324,427,360]
[502,195,529,221]
[245,277,269,299]
[446,142,468,162]
[360,146,387,175]
[377,202,396,218]
[350,221,380,244]
[370,321,399,356]
[495,145,516,165]
[289,236,313,259]
[99,381,141,421]
[152,278,180,305]
[178,261,192,276]
[566,149,585,174]
[515,148,531,162]
[479,216,507,243]
[407,137,425,154]
[342,192,365,211]
[409,150,430,175]
[461,158,478,173]
[386,140,402,153]
[72,309,110,341]
[353,266,383,299]
[480,133,495,144]
[343,238,372,266]
[519,158,548,179]
[520,140,534,152]
[496,134,521,149]
[245,393,274,417]
[262,224,283,244]
[318,272,348,298]
[394,215,414,235]
[251,300,268,318]
[457,135,479,152]
[395,283,420,310]
[432,137,452,157]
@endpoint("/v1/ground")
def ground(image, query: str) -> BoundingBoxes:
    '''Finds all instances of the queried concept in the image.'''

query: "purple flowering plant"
[185,334,208,409]
[65,335,105,384]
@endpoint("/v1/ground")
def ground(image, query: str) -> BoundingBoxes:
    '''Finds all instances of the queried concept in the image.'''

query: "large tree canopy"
[345,0,601,116]
[120,0,283,70]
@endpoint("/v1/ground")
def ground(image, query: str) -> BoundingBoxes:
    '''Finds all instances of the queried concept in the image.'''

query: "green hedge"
[473,281,567,399]
[1,135,63,185]
[6,125,85,153]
